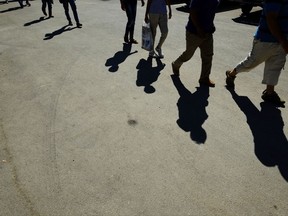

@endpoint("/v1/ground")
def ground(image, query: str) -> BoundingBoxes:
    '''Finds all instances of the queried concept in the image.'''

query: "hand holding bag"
[141,21,153,51]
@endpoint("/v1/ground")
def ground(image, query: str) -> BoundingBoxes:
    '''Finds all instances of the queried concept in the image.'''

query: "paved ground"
[0,1,288,216]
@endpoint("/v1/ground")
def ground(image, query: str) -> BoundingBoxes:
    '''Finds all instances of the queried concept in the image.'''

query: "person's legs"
[47,0,53,17]
[129,1,137,42]
[156,14,168,49]
[172,31,202,76]
[26,0,30,6]
[198,34,215,86]
[124,3,132,41]
[149,14,159,49]
[69,0,81,27]
[149,13,159,55]
[18,0,23,8]
[226,39,270,87]
[261,44,286,105]
[63,1,71,24]
[199,34,213,80]
[42,0,47,16]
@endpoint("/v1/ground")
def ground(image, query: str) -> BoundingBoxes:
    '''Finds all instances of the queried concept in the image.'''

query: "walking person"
[225,0,288,106]
[18,0,31,8]
[42,0,53,18]
[144,0,172,58]
[120,0,145,44]
[171,0,219,87]
[60,0,82,28]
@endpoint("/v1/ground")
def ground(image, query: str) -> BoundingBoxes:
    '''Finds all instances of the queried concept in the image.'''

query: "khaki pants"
[235,39,286,86]
[149,13,168,50]
[173,31,214,79]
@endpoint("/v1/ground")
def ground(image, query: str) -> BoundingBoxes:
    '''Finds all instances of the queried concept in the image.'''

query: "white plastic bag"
[142,22,153,51]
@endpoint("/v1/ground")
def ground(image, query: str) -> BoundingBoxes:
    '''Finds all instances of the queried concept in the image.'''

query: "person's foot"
[26,2,31,6]
[43,11,47,16]
[226,70,236,88]
[199,77,215,87]
[261,90,285,106]
[171,62,179,76]
[68,21,73,26]
[77,23,82,28]
[48,15,54,18]
[155,47,164,58]
[124,36,129,43]
[130,39,138,44]
[149,50,156,57]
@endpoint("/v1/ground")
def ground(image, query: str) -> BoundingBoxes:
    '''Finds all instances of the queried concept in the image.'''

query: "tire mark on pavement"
[0,119,41,216]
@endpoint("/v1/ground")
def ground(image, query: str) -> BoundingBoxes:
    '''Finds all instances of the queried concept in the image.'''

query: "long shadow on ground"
[233,9,262,26]
[43,25,77,40]
[105,43,137,72]
[227,88,288,182]
[136,56,165,94]
[171,75,209,144]
[24,16,49,26]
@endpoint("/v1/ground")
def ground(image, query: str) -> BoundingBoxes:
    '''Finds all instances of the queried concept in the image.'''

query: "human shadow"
[171,75,209,144]
[227,88,288,182]
[233,9,262,26]
[136,57,165,94]
[24,16,49,27]
[0,5,22,13]
[105,43,137,72]
[43,25,76,40]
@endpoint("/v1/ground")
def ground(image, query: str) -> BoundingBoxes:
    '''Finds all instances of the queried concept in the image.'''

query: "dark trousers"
[124,1,137,40]
[18,0,29,7]
[42,0,52,16]
[63,0,80,24]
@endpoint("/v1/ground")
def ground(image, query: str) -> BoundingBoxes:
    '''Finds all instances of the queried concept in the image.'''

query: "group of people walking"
[41,0,82,28]
[5,0,82,28]
[120,0,288,107]
[5,0,31,8]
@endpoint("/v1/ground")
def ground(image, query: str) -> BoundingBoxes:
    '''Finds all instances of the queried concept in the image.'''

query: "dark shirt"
[186,0,219,34]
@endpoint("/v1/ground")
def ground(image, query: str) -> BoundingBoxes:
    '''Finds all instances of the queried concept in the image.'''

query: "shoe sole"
[171,63,179,76]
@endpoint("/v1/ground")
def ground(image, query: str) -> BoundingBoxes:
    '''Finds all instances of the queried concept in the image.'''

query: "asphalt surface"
[0,1,288,216]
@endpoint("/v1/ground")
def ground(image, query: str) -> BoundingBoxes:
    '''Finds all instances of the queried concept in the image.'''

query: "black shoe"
[43,11,47,16]
[261,90,285,106]
[68,21,73,26]
[76,23,82,28]
[48,15,54,18]
[225,70,236,88]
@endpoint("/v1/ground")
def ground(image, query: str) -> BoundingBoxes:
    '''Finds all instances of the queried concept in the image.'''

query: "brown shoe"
[130,39,138,44]
[171,62,179,76]
[199,77,215,87]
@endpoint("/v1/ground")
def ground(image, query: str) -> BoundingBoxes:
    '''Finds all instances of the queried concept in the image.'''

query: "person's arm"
[145,0,152,23]
[266,11,288,53]
[166,0,172,19]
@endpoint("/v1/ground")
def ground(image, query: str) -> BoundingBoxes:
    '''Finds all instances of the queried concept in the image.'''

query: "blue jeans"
[124,1,137,40]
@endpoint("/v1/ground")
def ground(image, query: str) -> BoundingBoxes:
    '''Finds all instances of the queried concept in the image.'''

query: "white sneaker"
[155,47,164,58]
